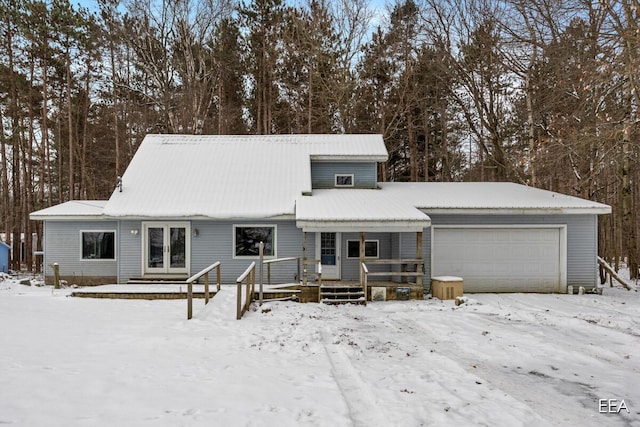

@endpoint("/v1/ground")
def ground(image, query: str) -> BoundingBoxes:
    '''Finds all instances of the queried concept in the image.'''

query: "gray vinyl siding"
[341,232,392,280]
[191,220,302,284]
[311,161,377,189]
[42,220,118,282]
[398,214,598,290]
[117,219,303,284]
[118,220,142,282]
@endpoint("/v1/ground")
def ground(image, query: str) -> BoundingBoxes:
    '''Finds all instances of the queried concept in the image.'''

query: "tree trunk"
[66,49,74,200]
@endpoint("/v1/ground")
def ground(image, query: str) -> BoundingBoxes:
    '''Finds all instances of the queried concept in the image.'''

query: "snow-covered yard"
[1,276,638,427]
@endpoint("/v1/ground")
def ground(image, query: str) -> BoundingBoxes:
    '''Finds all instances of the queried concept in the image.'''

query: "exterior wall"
[118,220,143,281]
[118,219,303,284]
[310,161,377,189]
[340,232,393,280]
[42,220,118,285]
[399,214,598,290]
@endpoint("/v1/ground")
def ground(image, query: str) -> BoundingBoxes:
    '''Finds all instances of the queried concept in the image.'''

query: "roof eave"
[296,219,431,233]
[29,214,107,221]
[419,207,612,215]
[309,155,388,162]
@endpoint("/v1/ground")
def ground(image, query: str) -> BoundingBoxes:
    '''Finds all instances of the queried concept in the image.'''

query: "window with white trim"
[346,240,379,258]
[234,225,276,257]
[335,174,354,187]
[81,231,115,260]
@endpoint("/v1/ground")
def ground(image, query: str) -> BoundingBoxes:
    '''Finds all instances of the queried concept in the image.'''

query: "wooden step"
[320,284,365,304]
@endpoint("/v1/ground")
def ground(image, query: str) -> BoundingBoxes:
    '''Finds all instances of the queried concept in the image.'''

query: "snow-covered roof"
[103,134,387,218]
[296,190,431,232]
[29,134,610,222]
[294,182,610,230]
[29,200,107,220]
[378,182,611,214]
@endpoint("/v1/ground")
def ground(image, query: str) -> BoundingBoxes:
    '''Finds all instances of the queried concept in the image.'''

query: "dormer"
[310,160,378,189]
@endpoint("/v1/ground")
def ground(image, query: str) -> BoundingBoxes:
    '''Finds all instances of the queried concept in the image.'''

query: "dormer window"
[335,174,354,187]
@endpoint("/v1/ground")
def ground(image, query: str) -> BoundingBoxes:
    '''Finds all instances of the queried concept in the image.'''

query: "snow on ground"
[1,275,639,427]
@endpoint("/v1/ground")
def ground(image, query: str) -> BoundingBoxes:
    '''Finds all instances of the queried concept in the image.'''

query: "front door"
[143,222,190,276]
[316,232,341,280]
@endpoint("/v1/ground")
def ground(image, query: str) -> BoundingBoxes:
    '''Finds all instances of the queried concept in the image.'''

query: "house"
[0,241,10,273]
[30,134,611,295]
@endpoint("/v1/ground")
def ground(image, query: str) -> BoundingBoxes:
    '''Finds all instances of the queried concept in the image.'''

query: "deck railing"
[236,262,256,320]
[262,256,301,286]
[259,256,301,305]
[360,259,425,302]
[186,261,221,320]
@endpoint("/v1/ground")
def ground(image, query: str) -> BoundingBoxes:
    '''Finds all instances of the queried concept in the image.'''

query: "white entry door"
[143,222,190,276]
[316,232,341,280]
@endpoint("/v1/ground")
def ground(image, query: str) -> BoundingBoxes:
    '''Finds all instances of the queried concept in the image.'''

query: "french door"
[142,222,190,276]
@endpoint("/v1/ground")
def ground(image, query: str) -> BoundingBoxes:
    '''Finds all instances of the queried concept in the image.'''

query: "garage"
[432,226,566,293]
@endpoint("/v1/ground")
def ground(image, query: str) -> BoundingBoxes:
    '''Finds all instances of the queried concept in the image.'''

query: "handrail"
[237,262,255,283]
[262,256,301,287]
[186,261,221,320]
[262,256,298,265]
[236,262,256,320]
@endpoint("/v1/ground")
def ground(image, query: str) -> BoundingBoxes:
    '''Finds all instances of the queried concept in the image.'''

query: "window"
[234,225,276,257]
[81,231,115,260]
[335,174,354,187]
[346,240,379,258]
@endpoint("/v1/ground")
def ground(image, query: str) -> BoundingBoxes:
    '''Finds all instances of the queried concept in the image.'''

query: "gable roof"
[102,134,387,219]
[29,134,611,222]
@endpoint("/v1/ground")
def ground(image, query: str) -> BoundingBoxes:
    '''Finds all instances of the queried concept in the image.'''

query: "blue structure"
[0,241,10,274]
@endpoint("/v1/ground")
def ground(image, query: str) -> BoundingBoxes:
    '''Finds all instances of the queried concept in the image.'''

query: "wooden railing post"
[216,266,221,292]
[52,263,60,289]
[187,281,193,320]
[302,232,308,286]
[259,242,264,306]
[297,258,301,283]
[416,231,423,287]
[204,271,210,304]
[237,279,242,320]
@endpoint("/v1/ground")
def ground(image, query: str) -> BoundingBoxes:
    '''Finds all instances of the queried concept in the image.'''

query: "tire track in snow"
[387,315,626,427]
[320,328,391,427]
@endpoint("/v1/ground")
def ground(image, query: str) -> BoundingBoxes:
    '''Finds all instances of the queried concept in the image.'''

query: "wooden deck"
[71,284,218,300]
[70,281,424,302]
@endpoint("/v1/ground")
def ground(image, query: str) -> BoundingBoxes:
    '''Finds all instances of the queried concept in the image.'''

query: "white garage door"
[432,227,564,293]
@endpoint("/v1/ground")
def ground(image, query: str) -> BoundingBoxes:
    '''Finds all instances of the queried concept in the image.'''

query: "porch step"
[320,284,366,305]
[127,278,188,285]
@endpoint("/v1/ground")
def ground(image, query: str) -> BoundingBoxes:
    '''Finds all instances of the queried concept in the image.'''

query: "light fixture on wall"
[192,229,199,237]
[130,229,139,235]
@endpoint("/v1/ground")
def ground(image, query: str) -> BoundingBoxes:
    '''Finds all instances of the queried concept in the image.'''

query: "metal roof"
[379,182,611,214]
[29,200,107,220]
[29,134,611,221]
[296,189,431,232]
[102,134,387,218]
